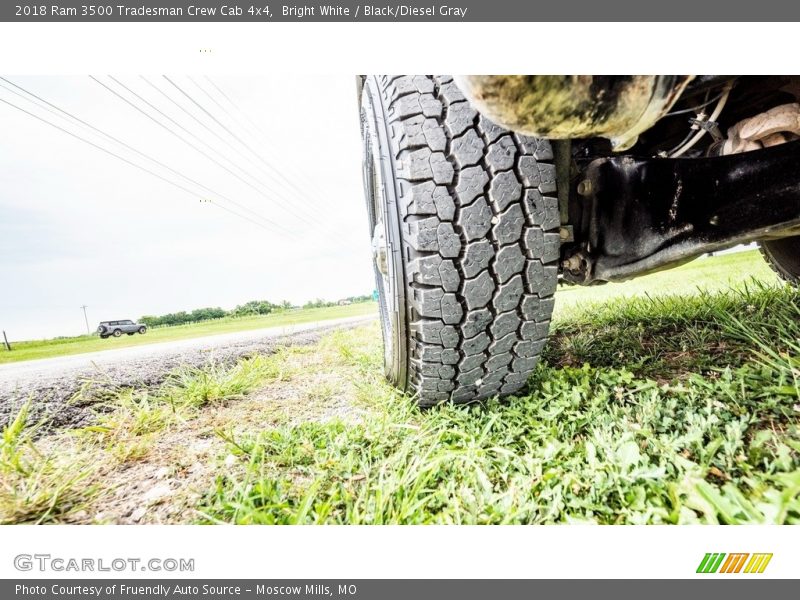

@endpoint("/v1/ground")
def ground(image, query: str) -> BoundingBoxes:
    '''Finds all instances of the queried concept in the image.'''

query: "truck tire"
[360,75,560,406]
[759,237,800,285]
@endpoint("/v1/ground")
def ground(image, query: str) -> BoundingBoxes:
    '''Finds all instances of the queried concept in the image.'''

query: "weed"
[199,283,800,524]
[0,404,94,523]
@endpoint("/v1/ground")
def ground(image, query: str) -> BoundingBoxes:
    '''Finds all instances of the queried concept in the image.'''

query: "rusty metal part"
[722,103,800,155]
[456,75,693,151]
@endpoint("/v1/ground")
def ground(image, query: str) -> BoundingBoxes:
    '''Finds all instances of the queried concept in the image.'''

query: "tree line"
[138,295,374,328]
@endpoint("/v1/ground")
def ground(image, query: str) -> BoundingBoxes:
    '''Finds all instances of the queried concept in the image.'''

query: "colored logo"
[696,553,773,574]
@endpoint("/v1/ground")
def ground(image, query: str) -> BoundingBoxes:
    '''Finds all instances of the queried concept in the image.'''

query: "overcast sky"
[0,75,373,340]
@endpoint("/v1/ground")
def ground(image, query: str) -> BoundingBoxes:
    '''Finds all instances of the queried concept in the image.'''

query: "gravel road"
[0,315,376,432]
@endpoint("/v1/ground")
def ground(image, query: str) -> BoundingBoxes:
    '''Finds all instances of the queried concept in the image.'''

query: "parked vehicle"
[359,75,800,405]
[97,319,147,339]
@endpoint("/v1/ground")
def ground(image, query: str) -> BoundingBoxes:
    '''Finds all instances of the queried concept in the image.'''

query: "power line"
[202,75,333,203]
[141,75,317,223]
[162,75,328,222]
[0,77,77,124]
[0,77,291,235]
[134,74,280,193]
[95,75,321,231]
[147,76,278,181]
[191,74,331,205]
[0,95,287,235]
[188,75,245,124]
[141,77,351,245]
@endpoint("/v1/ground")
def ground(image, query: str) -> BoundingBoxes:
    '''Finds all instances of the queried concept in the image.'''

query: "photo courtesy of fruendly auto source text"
[0,1,798,596]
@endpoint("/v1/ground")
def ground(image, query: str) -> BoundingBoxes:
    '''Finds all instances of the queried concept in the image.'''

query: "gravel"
[0,317,375,433]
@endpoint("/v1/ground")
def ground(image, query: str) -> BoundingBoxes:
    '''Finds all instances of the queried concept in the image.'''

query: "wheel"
[360,75,560,406]
[113,329,122,337]
[138,326,147,334]
[759,236,800,285]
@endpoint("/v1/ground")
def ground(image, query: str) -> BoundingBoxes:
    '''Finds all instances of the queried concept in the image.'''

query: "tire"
[759,236,800,285]
[360,75,560,406]
[138,326,147,334]
[113,329,122,337]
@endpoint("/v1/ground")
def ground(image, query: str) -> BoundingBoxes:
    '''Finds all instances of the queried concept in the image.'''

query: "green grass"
[0,349,296,523]
[0,404,94,524]
[0,302,377,365]
[195,254,800,524]
[553,249,775,318]
[4,249,799,524]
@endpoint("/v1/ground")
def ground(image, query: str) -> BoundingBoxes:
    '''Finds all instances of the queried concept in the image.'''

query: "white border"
[0,22,798,74]
[0,525,794,579]
[0,19,798,581]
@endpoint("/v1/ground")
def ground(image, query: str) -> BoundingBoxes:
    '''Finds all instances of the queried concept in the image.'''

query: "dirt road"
[0,315,376,431]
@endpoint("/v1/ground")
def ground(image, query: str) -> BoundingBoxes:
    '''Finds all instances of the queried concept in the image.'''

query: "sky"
[0,75,374,340]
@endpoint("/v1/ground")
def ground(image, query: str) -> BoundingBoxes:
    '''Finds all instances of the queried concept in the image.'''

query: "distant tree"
[303,298,335,309]
[232,300,277,317]
[190,307,226,321]
[140,293,373,329]
[140,306,227,327]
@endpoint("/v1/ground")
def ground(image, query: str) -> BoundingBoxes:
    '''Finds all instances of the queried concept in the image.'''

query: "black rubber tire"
[113,329,122,338]
[759,236,800,285]
[361,75,560,406]
[138,326,147,334]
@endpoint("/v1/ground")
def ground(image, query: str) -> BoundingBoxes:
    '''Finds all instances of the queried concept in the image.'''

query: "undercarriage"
[359,75,800,405]
[459,75,800,285]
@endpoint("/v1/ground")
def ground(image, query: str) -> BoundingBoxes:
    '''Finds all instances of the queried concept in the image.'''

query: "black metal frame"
[562,139,800,284]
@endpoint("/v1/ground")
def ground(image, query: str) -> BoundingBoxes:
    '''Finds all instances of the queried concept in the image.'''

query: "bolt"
[577,179,593,197]
[559,227,570,241]
[562,255,583,272]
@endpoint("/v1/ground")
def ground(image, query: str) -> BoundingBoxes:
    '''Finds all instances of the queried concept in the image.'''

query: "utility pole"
[2,330,10,351]
[81,305,91,335]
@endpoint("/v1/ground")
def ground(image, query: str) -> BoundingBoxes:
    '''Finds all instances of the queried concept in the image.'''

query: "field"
[0,302,377,365]
[552,248,776,317]
[2,249,799,524]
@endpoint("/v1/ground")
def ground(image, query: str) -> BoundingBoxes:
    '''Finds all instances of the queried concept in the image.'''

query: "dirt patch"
[34,326,375,524]
[0,319,373,434]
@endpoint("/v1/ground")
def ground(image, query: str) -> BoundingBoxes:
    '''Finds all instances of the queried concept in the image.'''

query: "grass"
[2,249,799,524]
[0,404,94,524]
[0,348,299,523]
[0,302,377,365]
[197,283,800,524]
[552,248,775,318]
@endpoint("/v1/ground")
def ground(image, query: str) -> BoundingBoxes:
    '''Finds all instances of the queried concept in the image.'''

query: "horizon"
[0,75,374,341]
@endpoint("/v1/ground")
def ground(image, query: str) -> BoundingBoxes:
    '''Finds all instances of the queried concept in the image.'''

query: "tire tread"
[376,75,560,405]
